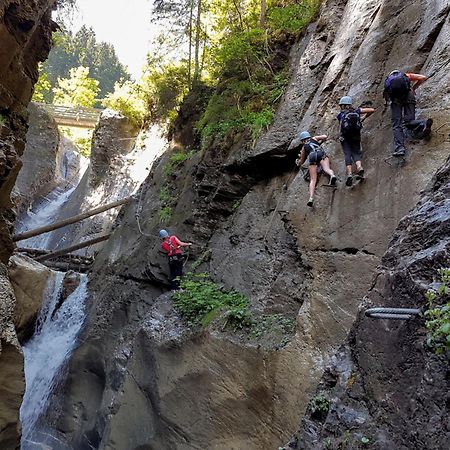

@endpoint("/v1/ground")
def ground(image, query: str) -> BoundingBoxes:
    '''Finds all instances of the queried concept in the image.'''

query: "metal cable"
[365,307,421,320]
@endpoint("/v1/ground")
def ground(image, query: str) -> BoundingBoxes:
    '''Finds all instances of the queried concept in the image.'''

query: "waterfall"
[20,273,89,449]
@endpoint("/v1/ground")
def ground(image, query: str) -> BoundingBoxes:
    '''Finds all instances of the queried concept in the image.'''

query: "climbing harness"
[365,307,421,320]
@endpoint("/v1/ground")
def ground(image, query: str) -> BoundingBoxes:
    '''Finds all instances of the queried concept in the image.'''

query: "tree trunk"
[188,0,194,88]
[259,0,267,27]
[193,0,202,85]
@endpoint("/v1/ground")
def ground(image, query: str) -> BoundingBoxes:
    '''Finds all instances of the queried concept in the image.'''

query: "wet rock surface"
[8,254,53,342]
[33,0,450,448]
[0,1,56,447]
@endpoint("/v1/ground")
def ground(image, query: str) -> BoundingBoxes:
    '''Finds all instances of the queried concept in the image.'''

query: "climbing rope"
[365,307,421,320]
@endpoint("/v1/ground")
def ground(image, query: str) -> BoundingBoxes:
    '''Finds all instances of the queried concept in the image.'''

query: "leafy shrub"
[163,151,193,177]
[59,126,93,158]
[102,80,147,127]
[425,268,450,354]
[309,392,330,418]
[173,273,252,329]
[268,1,320,33]
[53,66,99,108]
[159,206,173,223]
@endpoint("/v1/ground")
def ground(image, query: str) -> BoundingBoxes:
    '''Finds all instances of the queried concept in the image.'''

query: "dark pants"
[391,92,427,154]
[168,255,183,290]
[308,150,326,165]
[341,137,362,166]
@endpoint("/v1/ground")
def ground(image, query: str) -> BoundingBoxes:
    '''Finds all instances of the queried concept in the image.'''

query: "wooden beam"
[13,197,131,242]
[36,233,111,262]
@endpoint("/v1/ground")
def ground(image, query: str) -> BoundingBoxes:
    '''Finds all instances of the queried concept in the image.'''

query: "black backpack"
[340,110,362,137]
[384,71,411,101]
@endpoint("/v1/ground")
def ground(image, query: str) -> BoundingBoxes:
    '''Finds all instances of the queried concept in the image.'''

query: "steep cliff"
[30,0,450,449]
[0,1,57,447]
[288,155,450,450]
[41,111,165,256]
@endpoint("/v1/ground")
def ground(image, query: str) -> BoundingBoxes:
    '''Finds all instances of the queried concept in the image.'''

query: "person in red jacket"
[159,229,192,290]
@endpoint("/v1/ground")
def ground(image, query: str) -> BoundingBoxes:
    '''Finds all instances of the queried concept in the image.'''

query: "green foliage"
[163,150,193,177]
[44,27,130,102]
[309,392,330,417]
[159,206,173,223]
[102,80,147,127]
[267,1,319,33]
[141,59,189,123]
[195,0,318,150]
[54,66,99,107]
[0,114,6,127]
[425,268,450,354]
[32,64,52,103]
[59,127,93,157]
[173,273,252,329]
[250,314,296,346]
[150,0,320,140]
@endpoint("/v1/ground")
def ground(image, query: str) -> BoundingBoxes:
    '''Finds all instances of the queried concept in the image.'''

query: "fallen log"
[36,233,111,262]
[13,197,131,242]
[41,261,92,273]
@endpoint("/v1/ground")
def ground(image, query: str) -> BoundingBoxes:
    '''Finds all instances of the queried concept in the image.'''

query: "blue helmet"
[159,229,169,238]
[339,96,352,105]
[298,131,311,141]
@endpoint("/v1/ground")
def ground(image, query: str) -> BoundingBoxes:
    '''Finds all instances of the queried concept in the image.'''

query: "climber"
[337,96,375,186]
[159,229,192,290]
[296,131,337,207]
[383,70,433,156]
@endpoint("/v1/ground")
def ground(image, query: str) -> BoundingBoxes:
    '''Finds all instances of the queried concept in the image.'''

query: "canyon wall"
[45,0,450,449]
[0,1,57,447]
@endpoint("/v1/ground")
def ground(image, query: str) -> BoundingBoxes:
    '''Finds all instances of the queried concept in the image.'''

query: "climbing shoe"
[307,197,314,207]
[355,168,365,180]
[329,175,337,186]
[423,118,433,137]
[345,174,353,186]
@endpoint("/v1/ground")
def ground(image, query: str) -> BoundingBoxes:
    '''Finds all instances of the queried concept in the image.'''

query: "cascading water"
[20,273,88,449]
[15,153,89,251]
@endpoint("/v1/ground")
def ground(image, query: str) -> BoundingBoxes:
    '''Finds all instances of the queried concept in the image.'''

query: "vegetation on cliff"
[425,268,450,354]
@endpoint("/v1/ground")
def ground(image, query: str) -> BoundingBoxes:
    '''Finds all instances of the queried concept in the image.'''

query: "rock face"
[13,102,81,218]
[41,0,450,448]
[0,263,24,449]
[289,155,450,450]
[8,254,53,341]
[43,110,147,255]
[0,1,57,447]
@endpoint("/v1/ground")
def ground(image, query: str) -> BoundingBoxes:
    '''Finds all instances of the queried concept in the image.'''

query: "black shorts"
[308,150,327,166]
[340,138,362,165]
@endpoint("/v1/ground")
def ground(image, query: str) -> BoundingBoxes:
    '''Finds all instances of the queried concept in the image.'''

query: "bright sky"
[72,0,157,79]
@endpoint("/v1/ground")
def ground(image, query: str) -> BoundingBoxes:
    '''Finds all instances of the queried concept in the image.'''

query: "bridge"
[35,102,103,128]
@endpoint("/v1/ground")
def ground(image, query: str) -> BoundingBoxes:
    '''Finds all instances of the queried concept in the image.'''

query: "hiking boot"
[423,118,433,137]
[355,168,365,180]
[345,174,353,186]
[307,197,314,207]
[329,175,337,186]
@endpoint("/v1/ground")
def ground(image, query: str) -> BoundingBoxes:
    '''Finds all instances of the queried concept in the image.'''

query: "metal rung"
[365,307,421,320]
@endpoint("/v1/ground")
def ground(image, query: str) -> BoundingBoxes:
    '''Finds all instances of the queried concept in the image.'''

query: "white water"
[20,273,88,448]
[16,154,89,251]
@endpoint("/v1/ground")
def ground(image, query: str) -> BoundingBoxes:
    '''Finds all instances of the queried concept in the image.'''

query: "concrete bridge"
[36,102,103,128]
